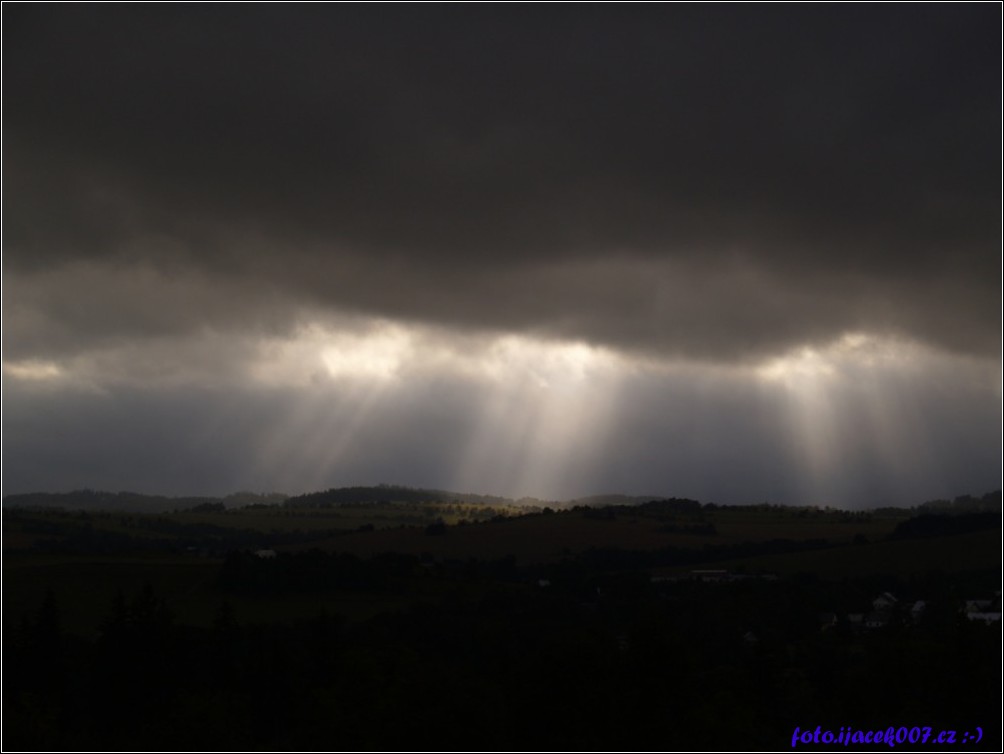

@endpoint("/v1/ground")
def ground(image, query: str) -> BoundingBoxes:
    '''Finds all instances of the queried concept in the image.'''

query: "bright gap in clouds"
[243,320,627,499]
[2,359,65,381]
[238,320,988,503]
[3,316,996,504]
[448,336,624,499]
[750,333,997,505]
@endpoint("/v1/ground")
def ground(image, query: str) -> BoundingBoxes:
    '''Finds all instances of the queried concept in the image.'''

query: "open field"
[3,555,221,637]
[5,499,995,639]
[4,496,999,752]
[282,505,903,563]
[651,528,1001,579]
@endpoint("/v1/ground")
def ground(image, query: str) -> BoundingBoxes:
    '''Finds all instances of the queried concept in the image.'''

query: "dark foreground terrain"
[3,489,1001,750]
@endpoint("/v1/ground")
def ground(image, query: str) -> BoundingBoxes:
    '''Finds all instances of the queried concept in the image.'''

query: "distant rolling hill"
[283,484,516,508]
[3,484,999,516]
[1,490,287,513]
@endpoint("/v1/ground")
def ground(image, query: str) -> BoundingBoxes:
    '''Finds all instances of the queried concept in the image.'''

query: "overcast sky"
[3,5,1000,506]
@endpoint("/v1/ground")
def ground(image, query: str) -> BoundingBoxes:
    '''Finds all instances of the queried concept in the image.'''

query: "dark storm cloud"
[3,4,999,362]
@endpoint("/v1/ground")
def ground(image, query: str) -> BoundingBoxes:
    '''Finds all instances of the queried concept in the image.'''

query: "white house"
[872,592,897,610]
